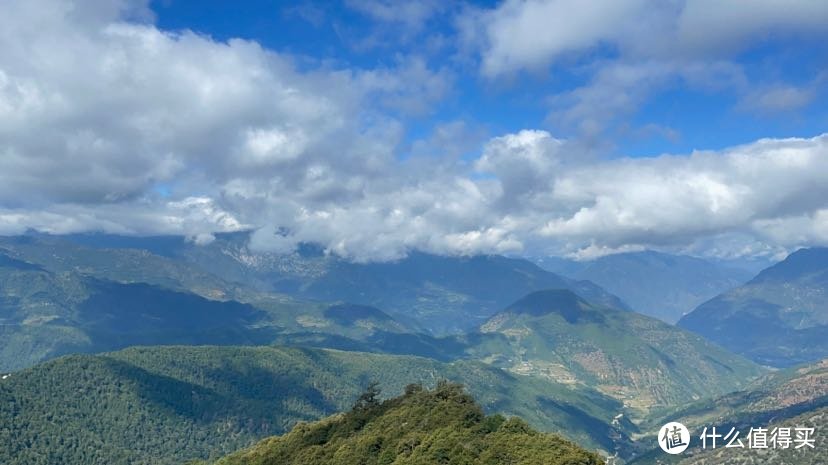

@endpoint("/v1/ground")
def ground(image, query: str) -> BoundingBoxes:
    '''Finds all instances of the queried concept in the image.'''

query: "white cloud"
[469,0,828,77]
[463,0,828,144]
[676,0,828,56]
[240,131,828,262]
[738,84,817,113]
[2,0,828,262]
[472,0,657,76]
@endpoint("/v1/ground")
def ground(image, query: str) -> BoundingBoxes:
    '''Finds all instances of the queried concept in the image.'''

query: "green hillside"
[2,233,629,335]
[679,247,828,367]
[642,358,828,434]
[0,345,633,465]
[211,382,604,465]
[470,290,765,412]
[0,235,244,301]
[630,358,828,464]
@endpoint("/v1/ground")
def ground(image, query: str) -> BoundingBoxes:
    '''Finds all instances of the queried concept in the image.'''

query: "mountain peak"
[751,247,828,283]
[501,289,593,322]
[214,382,603,465]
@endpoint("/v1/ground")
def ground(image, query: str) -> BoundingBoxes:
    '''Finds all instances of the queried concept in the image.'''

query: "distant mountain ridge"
[0,237,423,371]
[538,250,753,323]
[496,288,590,319]
[10,232,630,335]
[679,247,828,367]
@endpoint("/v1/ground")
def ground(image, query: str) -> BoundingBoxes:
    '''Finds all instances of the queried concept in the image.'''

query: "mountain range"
[0,234,764,414]
[537,251,753,323]
[57,232,630,334]
[679,247,828,367]
[1,232,826,464]
[631,357,828,464]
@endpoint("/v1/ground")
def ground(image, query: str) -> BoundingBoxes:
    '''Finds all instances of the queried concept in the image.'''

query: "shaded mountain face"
[0,240,421,371]
[500,288,595,322]
[678,247,828,367]
[212,382,604,465]
[471,290,765,412]
[0,255,270,371]
[539,251,753,323]
[38,232,629,335]
[0,346,629,465]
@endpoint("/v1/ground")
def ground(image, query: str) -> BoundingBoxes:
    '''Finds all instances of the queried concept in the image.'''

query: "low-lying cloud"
[1,0,827,262]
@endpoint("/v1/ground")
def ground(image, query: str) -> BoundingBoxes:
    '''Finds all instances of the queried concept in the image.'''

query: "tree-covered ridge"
[0,345,632,465]
[212,382,604,465]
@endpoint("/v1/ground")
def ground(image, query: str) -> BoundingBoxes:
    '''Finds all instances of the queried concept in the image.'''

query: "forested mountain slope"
[0,345,634,465]
[211,382,604,465]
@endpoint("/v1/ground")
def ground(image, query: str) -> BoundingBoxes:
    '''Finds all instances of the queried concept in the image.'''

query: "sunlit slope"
[212,382,604,465]
[470,290,765,411]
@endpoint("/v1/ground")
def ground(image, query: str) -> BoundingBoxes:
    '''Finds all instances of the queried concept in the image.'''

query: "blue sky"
[1,0,827,261]
[150,0,828,157]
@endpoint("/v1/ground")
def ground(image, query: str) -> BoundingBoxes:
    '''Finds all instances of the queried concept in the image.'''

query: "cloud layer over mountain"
[1,0,827,261]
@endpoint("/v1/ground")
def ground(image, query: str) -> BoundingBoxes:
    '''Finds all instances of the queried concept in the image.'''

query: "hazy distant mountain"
[3,232,630,334]
[75,231,629,334]
[467,289,764,411]
[0,252,271,371]
[0,346,629,465]
[537,251,753,323]
[679,247,828,367]
[0,236,427,371]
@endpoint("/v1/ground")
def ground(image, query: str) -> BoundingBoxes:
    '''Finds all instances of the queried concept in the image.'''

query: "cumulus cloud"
[0,0,437,239]
[241,131,828,261]
[1,0,828,262]
[676,0,828,56]
[541,135,828,249]
[468,0,828,76]
[469,0,657,76]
